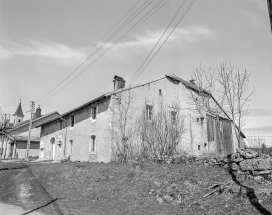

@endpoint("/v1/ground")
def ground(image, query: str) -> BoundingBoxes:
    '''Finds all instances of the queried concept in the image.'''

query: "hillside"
[0,162,271,215]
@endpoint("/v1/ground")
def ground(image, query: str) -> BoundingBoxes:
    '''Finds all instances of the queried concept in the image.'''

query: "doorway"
[50,137,56,160]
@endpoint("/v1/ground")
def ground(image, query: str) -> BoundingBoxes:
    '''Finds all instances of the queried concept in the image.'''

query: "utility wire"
[35,0,145,102]
[127,0,187,85]
[2,0,145,107]
[129,0,197,86]
[36,0,152,104]
[39,0,168,105]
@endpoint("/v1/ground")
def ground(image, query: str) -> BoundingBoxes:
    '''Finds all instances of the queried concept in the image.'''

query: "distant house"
[0,101,60,159]
[38,75,246,163]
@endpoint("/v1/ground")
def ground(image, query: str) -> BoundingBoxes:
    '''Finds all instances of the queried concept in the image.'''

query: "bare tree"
[217,62,254,148]
[0,113,11,162]
[186,65,226,154]
[187,111,197,155]
[109,90,137,162]
[137,99,185,158]
[187,62,254,153]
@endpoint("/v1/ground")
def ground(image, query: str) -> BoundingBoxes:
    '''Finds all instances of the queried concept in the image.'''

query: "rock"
[252,170,271,176]
[156,194,164,204]
[229,163,239,171]
[232,158,244,163]
[253,175,263,181]
[240,159,271,171]
[240,149,258,159]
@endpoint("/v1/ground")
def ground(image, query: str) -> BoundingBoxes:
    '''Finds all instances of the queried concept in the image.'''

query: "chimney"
[189,79,196,85]
[35,105,41,118]
[113,75,125,91]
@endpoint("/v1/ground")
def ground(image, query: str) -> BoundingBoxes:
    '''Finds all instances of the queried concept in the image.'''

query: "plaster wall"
[40,98,111,162]
[109,77,208,158]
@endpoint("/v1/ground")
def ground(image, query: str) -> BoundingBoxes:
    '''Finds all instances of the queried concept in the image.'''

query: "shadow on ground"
[227,158,271,215]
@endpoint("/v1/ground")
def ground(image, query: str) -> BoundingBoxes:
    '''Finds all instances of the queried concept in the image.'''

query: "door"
[50,137,56,160]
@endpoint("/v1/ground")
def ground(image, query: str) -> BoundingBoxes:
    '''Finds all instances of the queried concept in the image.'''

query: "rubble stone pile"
[194,149,272,181]
[226,149,272,181]
[151,149,272,181]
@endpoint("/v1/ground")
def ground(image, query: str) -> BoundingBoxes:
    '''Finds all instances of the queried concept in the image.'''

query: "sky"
[0,0,272,146]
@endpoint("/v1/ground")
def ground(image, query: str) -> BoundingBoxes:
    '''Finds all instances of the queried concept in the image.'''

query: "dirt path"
[0,202,43,215]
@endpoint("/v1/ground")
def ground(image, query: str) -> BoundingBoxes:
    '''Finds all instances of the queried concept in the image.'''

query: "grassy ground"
[0,161,271,215]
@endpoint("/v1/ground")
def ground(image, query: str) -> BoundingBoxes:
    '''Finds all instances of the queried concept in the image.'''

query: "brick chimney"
[35,105,41,119]
[189,79,196,85]
[113,75,125,91]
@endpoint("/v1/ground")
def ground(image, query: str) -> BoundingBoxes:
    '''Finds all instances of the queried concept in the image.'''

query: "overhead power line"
[128,0,188,85]
[35,0,145,102]
[36,0,150,103]
[39,0,169,105]
[129,0,197,86]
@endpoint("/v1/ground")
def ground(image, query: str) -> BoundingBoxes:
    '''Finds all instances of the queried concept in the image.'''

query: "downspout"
[60,116,67,158]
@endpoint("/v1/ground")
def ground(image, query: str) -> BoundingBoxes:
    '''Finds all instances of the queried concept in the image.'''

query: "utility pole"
[26,101,35,160]
[268,0,272,33]
[0,114,6,162]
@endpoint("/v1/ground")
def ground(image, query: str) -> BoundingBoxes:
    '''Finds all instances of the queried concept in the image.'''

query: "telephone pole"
[0,114,6,162]
[268,0,272,33]
[26,101,35,160]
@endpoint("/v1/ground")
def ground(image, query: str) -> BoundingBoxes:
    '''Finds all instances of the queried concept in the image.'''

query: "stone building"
[38,75,246,163]
[0,101,60,159]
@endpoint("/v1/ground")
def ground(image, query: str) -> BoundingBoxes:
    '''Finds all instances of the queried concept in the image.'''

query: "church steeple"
[13,99,24,125]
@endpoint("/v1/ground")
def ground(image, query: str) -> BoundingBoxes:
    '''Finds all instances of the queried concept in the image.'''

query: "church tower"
[13,99,24,125]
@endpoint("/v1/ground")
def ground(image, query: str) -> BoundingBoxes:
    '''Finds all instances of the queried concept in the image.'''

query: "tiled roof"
[12,135,40,142]
[11,111,59,130]
[13,102,24,117]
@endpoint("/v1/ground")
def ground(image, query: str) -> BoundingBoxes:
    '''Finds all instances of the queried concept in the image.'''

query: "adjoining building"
[0,101,60,159]
[37,75,246,163]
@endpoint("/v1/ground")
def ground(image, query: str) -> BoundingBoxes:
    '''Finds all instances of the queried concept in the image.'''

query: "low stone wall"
[226,149,272,181]
[149,149,272,181]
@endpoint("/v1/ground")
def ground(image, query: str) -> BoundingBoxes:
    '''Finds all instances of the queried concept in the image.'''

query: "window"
[200,117,204,127]
[171,111,177,122]
[92,106,97,120]
[198,145,201,150]
[159,89,162,95]
[18,119,21,123]
[146,105,153,120]
[71,115,75,127]
[89,136,96,153]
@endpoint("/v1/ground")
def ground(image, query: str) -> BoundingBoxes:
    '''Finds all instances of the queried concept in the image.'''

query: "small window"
[196,117,199,123]
[204,143,207,148]
[159,89,162,95]
[200,117,204,127]
[71,115,75,127]
[92,106,97,120]
[146,105,153,120]
[198,145,201,150]
[171,111,177,122]
[18,119,21,123]
[90,136,96,153]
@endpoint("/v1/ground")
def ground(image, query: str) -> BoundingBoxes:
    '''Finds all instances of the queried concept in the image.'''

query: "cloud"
[97,25,213,50]
[0,37,85,61]
[248,108,272,117]
[0,47,13,59]
[243,126,272,133]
